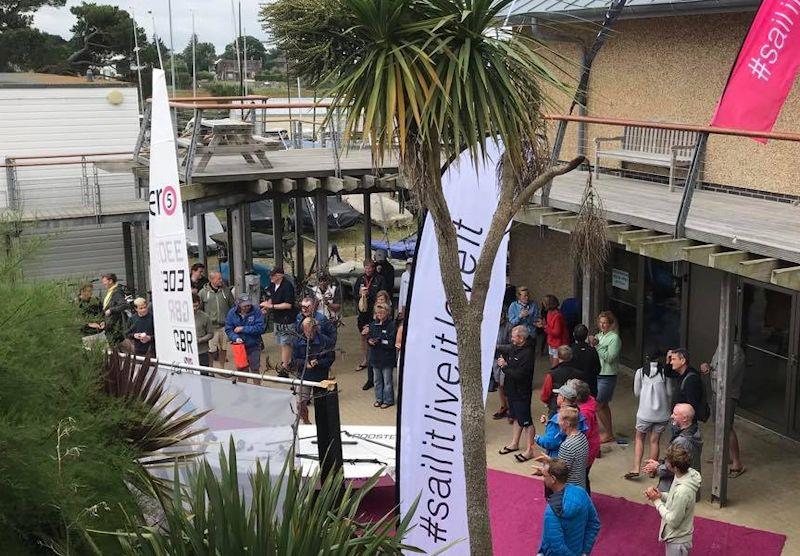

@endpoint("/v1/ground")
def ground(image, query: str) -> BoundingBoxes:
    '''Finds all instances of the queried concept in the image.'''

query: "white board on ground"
[296,425,396,480]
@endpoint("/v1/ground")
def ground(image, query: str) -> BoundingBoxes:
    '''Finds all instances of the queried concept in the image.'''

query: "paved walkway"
[240,316,799,554]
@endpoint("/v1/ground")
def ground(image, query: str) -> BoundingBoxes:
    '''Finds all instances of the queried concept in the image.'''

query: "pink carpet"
[359,469,786,555]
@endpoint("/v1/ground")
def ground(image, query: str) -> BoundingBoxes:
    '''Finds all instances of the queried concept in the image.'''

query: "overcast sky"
[34,0,271,53]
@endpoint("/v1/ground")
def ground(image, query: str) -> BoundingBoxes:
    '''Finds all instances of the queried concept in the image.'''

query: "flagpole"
[167,0,177,96]
[130,7,144,113]
[191,10,197,98]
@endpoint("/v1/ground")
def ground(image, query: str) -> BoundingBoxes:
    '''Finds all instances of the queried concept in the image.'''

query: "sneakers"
[276,364,290,378]
[362,381,374,391]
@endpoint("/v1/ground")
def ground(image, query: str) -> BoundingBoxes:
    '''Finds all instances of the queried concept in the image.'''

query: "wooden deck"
[187,147,398,184]
[536,170,800,264]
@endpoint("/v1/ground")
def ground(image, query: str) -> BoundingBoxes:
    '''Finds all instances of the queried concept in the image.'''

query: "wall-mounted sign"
[612,268,630,291]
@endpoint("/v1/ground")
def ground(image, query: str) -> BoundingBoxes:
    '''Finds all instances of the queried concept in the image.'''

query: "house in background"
[505,0,800,447]
[0,72,147,288]
[214,58,263,81]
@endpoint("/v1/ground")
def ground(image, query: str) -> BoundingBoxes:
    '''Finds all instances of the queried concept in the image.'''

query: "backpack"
[682,371,711,422]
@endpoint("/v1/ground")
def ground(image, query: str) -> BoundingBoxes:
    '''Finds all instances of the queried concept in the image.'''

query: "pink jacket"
[578,396,601,466]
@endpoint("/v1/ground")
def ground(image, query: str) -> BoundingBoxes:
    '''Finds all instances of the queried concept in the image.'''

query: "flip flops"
[624,472,641,480]
[729,467,746,478]
[498,446,519,455]
[514,453,533,463]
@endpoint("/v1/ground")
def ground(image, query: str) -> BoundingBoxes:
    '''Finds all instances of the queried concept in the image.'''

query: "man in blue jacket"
[225,294,265,374]
[292,317,335,424]
[538,458,601,556]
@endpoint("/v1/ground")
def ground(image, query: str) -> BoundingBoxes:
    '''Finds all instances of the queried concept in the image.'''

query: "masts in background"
[131,7,144,113]
[191,10,197,98]
[167,0,177,96]
[149,10,164,69]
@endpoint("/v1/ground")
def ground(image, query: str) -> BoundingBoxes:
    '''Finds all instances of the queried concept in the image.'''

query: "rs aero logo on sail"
[149,185,178,216]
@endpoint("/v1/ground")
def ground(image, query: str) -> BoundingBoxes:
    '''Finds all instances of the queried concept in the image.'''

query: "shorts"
[492,367,505,386]
[294,384,313,403]
[208,327,229,353]
[548,346,558,359]
[664,540,692,556]
[636,417,669,434]
[596,375,617,404]
[274,323,294,346]
[726,398,738,429]
[508,399,533,428]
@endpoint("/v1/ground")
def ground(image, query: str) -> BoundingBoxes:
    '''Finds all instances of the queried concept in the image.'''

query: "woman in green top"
[590,310,621,443]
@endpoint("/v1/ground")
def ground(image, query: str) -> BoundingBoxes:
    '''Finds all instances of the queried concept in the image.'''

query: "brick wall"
[508,224,576,305]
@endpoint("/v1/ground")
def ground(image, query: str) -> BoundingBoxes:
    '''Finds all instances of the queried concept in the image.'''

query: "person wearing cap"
[225,293,266,373]
[535,405,590,494]
[260,266,296,375]
[532,384,588,484]
[310,270,343,322]
[398,258,412,319]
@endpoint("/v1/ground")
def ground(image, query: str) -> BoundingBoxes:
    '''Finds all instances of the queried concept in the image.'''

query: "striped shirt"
[558,432,589,489]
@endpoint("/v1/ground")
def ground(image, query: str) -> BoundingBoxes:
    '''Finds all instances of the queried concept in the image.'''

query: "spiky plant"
[102,438,422,555]
[101,352,209,495]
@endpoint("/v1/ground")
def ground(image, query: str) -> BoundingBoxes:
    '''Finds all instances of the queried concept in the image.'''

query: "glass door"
[737,281,796,433]
[604,247,642,367]
[642,259,683,360]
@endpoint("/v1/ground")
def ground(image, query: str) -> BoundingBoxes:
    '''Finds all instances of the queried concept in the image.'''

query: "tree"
[181,36,217,74]
[0,27,69,72]
[0,0,65,32]
[67,2,147,78]
[263,1,587,554]
[223,34,268,65]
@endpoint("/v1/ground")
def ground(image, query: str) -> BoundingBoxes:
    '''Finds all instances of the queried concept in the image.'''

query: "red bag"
[540,372,553,404]
[231,342,249,370]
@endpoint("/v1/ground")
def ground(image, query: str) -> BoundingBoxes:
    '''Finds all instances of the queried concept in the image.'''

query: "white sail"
[148,69,199,365]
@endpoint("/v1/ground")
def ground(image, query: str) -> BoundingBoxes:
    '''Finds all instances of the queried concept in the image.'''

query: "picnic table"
[178,118,278,173]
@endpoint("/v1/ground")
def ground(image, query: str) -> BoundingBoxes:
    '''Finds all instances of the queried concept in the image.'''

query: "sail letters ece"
[147,69,198,365]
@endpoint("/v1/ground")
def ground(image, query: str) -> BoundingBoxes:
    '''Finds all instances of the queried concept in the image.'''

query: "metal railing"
[543,114,800,238]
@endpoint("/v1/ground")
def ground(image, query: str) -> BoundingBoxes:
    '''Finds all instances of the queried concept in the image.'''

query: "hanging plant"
[571,170,609,274]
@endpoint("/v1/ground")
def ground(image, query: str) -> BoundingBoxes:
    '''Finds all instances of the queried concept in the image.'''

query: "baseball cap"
[553,384,577,400]
[270,266,285,275]
[237,293,252,306]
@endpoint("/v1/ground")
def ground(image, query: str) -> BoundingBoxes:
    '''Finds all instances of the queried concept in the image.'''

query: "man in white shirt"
[398,258,412,318]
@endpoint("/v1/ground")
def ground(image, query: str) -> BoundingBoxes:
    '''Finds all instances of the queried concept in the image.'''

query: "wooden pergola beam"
[625,234,670,253]
[682,243,721,265]
[276,178,297,194]
[514,205,564,226]
[342,176,360,191]
[639,238,694,262]
[302,177,321,192]
[539,210,576,228]
[737,258,779,282]
[325,176,345,193]
[708,250,749,272]
[771,266,800,290]
[605,223,632,243]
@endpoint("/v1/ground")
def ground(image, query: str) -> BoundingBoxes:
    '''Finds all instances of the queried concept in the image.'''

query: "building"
[504,1,800,467]
[0,73,146,287]
[214,58,263,81]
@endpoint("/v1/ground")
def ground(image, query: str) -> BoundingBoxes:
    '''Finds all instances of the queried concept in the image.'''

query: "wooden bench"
[594,126,701,191]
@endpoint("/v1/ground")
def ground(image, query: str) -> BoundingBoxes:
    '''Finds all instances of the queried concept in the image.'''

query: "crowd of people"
[492,285,743,555]
[77,262,745,555]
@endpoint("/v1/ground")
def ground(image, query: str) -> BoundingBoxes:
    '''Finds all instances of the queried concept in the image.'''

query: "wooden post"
[711,272,736,507]
[363,192,372,260]
[294,197,305,279]
[581,264,602,326]
[122,222,135,292]
[242,203,253,272]
[230,205,247,296]
[195,214,208,270]
[132,221,148,295]
[226,209,235,289]
[272,197,284,270]
[315,190,329,271]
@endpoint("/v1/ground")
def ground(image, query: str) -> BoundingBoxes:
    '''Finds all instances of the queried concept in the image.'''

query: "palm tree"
[263,1,586,553]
